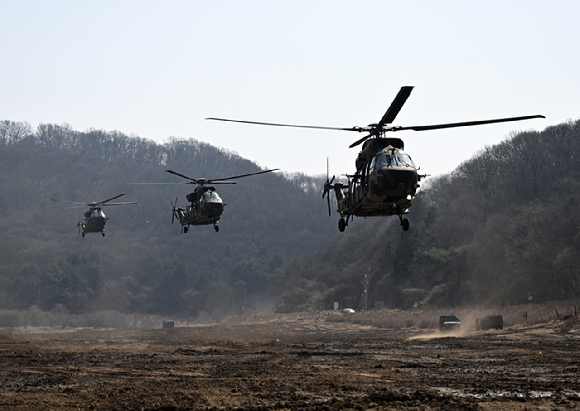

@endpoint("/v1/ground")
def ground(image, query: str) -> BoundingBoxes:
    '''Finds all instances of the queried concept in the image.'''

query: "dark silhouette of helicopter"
[132,169,278,233]
[207,86,545,232]
[50,193,137,237]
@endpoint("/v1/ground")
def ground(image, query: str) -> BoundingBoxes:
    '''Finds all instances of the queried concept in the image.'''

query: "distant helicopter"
[50,193,137,237]
[131,169,278,233]
[207,86,545,232]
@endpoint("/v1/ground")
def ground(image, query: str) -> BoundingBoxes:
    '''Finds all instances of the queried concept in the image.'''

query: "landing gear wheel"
[82,232,85,238]
[102,232,105,237]
[401,218,410,232]
[338,218,346,232]
[214,225,219,232]
[183,226,189,233]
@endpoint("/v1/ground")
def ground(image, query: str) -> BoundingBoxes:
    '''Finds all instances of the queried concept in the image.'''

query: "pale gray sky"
[2,1,578,178]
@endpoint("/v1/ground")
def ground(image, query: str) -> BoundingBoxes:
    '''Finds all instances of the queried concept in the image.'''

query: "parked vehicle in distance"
[476,315,503,331]
[439,315,461,332]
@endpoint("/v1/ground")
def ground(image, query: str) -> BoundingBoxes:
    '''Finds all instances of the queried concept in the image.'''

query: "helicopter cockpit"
[84,208,106,219]
[93,209,105,219]
[201,192,222,203]
[371,149,416,170]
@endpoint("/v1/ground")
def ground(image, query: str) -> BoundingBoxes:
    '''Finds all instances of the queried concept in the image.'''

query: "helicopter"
[131,168,278,233]
[207,86,545,232]
[50,193,137,237]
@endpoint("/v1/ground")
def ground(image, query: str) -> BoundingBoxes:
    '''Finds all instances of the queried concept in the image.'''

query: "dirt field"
[1,313,579,410]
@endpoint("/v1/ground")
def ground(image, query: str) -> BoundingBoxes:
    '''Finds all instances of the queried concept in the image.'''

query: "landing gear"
[214,224,219,232]
[338,217,346,232]
[183,226,189,233]
[101,232,105,237]
[82,232,85,238]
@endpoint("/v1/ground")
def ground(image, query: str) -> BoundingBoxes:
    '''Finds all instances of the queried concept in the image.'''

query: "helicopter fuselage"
[80,208,107,235]
[175,186,224,231]
[334,139,420,220]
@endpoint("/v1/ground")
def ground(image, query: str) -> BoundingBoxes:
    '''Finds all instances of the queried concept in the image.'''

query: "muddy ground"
[1,313,579,410]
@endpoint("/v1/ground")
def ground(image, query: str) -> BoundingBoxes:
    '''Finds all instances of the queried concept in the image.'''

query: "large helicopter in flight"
[131,169,278,233]
[50,193,137,237]
[207,86,545,232]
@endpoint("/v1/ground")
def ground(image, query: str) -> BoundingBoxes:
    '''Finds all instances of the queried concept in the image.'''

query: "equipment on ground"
[439,315,461,332]
[476,315,503,331]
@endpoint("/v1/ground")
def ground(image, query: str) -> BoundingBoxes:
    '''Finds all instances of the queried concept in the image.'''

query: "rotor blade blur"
[378,86,414,127]
[50,198,87,206]
[210,168,279,182]
[126,182,191,185]
[99,193,126,204]
[393,115,545,132]
[166,170,199,183]
[100,202,138,206]
[206,118,362,132]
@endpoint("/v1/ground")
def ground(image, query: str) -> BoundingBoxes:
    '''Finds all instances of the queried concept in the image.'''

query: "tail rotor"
[322,158,335,217]
[171,197,179,224]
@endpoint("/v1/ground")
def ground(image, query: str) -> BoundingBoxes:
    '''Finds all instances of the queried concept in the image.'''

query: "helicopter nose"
[204,202,223,216]
[377,168,417,193]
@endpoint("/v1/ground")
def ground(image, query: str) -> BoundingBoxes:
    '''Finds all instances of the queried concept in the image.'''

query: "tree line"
[2,119,579,319]
[0,120,333,320]
[271,120,580,312]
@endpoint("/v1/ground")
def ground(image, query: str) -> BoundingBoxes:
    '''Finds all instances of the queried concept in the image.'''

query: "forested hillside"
[272,120,580,312]
[0,121,333,320]
[3,119,579,322]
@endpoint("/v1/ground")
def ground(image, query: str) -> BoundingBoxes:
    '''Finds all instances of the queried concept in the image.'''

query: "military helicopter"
[131,169,278,233]
[207,86,545,232]
[50,193,137,237]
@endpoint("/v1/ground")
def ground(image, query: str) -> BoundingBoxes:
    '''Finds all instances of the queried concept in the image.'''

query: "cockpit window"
[395,152,416,168]
[373,152,394,169]
[202,192,222,202]
[91,209,105,218]
[372,150,416,169]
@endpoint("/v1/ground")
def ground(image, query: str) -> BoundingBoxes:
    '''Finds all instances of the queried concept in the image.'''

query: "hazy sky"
[2,1,578,179]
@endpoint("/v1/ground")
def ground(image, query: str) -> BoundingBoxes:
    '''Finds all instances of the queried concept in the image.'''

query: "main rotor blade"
[392,115,545,132]
[378,86,414,127]
[210,168,279,182]
[349,134,372,148]
[207,118,363,132]
[100,202,138,206]
[126,182,191,185]
[166,170,199,183]
[99,193,126,205]
[50,198,87,206]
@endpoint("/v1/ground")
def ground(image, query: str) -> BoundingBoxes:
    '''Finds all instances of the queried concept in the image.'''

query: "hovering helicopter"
[50,193,137,237]
[130,169,278,233]
[207,86,545,232]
